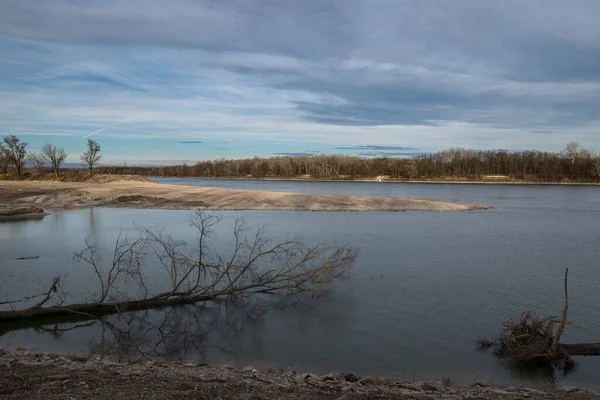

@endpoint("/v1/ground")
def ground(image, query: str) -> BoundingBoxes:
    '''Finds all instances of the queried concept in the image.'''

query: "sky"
[1,0,600,165]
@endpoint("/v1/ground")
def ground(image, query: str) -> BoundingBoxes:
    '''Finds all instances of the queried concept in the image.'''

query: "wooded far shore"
[3,139,600,184]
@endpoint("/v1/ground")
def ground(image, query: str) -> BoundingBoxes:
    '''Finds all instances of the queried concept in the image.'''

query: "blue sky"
[1,1,600,165]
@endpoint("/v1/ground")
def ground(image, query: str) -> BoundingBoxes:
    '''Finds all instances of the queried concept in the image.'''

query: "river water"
[1,179,600,388]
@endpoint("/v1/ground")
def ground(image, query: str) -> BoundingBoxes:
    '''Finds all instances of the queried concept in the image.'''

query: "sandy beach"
[0,176,491,212]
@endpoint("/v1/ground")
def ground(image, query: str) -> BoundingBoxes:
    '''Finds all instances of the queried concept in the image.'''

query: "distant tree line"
[101,142,600,182]
[2,135,600,182]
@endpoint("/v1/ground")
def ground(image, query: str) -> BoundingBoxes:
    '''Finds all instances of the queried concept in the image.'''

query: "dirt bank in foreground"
[0,179,490,212]
[0,349,596,400]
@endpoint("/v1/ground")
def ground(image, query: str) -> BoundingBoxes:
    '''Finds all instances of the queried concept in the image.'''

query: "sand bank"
[0,177,491,212]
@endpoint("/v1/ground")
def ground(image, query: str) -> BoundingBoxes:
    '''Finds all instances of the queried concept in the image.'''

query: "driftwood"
[560,343,600,356]
[0,211,356,324]
[0,284,316,323]
[1,292,250,323]
[478,268,600,370]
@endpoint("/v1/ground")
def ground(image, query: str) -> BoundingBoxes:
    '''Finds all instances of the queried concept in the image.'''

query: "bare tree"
[0,211,357,322]
[0,135,28,179]
[81,139,101,177]
[564,141,581,177]
[41,143,68,180]
[563,142,594,179]
[564,141,580,161]
[27,153,47,175]
[592,157,600,180]
[0,151,10,174]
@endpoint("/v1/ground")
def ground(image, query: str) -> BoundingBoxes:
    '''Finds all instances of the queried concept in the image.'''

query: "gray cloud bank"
[2,0,600,133]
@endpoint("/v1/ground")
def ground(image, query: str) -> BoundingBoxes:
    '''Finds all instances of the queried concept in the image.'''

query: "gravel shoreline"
[1,348,597,399]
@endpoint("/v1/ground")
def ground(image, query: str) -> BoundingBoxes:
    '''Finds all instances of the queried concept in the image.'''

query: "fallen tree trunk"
[561,343,600,356]
[0,286,272,323]
[0,296,212,323]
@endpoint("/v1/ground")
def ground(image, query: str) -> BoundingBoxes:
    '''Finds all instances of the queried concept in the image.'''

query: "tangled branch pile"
[477,269,579,370]
[477,311,576,368]
[0,211,357,323]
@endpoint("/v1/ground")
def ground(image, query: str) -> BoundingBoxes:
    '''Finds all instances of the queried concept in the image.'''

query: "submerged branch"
[0,210,357,324]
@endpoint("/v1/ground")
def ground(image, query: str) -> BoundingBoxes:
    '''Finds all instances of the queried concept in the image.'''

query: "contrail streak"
[86,122,120,137]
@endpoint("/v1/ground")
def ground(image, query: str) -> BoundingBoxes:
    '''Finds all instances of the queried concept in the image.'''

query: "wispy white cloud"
[85,122,120,137]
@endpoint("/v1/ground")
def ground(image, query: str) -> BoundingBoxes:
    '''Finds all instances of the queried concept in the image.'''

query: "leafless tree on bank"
[27,153,47,175]
[41,143,68,180]
[0,211,356,323]
[0,135,28,179]
[81,139,102,177]
[0,152,8,174]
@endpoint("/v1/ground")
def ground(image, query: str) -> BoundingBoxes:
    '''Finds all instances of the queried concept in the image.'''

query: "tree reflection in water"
[5,297,582,387]
[480,347,578,389]
[31,295,298,363]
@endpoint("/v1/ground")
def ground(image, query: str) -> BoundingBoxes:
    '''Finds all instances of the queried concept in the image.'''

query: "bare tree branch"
[41,143,68,180]
[33,276,61,308]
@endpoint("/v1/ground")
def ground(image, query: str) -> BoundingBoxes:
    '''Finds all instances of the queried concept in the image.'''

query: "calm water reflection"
[1,180,600,388]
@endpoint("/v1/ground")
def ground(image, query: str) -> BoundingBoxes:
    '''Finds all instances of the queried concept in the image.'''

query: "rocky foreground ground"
[0,176,491,212]
[0,349,597,399]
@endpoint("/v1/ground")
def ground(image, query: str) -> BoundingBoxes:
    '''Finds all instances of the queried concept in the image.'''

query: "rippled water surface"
[2,179,600,388]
